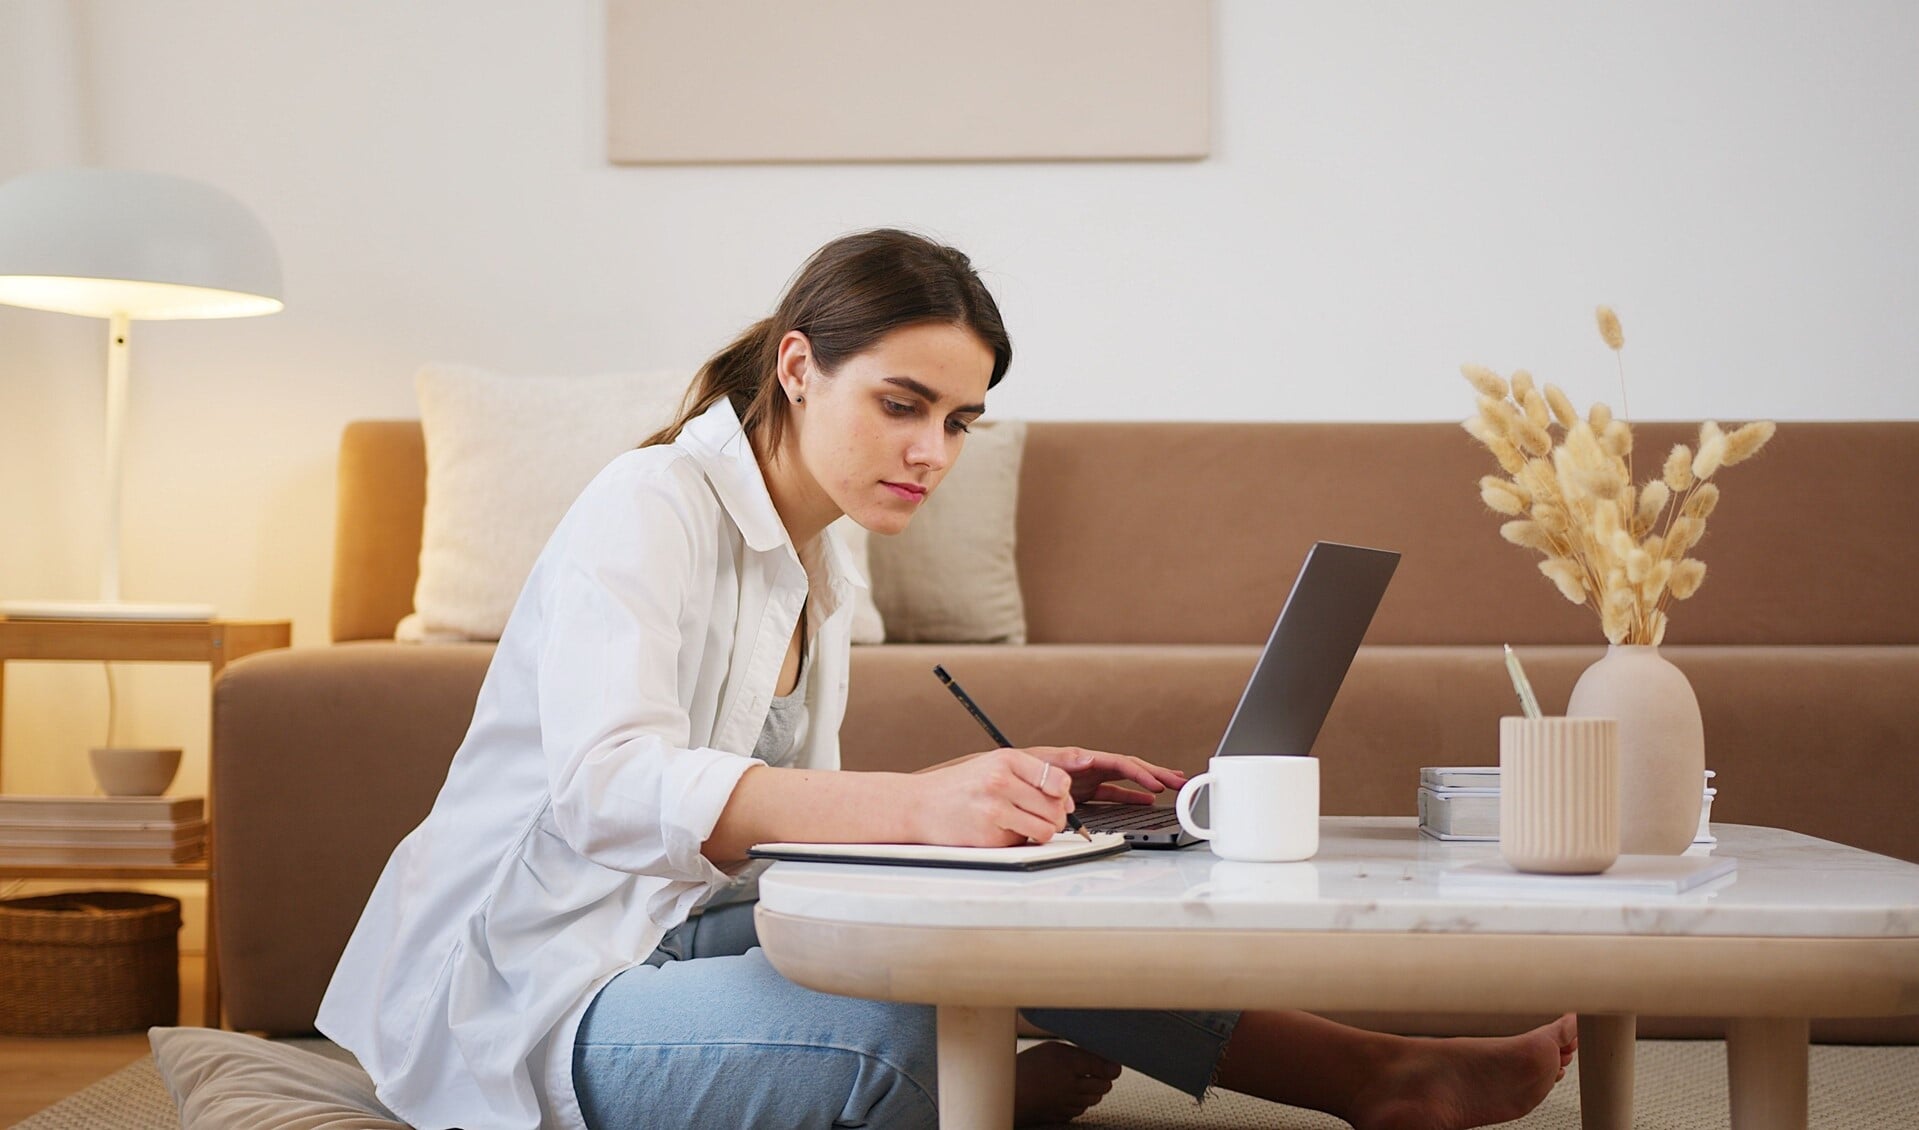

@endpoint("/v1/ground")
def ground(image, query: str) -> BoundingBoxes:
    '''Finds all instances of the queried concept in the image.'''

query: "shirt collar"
[675,397,869,592]
[677,397,786,553]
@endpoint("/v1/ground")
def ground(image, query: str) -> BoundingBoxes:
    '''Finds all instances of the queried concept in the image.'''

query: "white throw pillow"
[149,1027,410,1129]
[867,420,1027,644]
[398,364,692,642]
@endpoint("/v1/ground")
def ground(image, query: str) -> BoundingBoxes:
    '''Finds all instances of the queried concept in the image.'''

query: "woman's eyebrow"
[883,376,986,415]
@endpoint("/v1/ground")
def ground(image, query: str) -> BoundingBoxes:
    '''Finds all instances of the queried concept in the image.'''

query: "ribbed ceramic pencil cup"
[1499,717,1619,874]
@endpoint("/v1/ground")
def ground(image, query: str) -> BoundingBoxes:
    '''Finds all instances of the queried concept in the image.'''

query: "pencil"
[933,665,1092,840]
[1503,644,1543,720]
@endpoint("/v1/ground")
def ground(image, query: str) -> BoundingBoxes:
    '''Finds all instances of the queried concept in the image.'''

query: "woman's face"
[776,322,995,537]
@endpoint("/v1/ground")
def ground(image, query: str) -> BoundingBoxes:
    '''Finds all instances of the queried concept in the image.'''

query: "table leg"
[1576,1013,1635,1130]
[937,1005,1016,1129]
[1726,1017,1809,1130]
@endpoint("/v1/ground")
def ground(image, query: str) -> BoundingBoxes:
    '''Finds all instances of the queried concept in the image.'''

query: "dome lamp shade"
[0,167,283,320]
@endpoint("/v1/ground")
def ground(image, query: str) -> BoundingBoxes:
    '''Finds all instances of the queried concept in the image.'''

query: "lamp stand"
[0,313,213,623]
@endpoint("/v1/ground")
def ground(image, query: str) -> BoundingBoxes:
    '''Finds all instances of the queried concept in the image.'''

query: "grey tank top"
[692,622,810,914]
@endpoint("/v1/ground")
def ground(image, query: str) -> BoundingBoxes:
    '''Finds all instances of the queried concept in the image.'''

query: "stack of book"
[1417,767,1717,844]
[0,795,206,867]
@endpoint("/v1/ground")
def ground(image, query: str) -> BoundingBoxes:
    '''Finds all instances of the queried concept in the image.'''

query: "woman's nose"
[906,423,948,470]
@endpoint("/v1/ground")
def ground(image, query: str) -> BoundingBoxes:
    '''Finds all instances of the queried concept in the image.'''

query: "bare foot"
[1013,1041,1122,1127]
[1345,1015,1578,1130]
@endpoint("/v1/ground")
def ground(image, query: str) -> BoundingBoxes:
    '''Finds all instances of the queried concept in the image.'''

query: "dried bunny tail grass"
[1480,476,1530,516]
[1641,558,1674,602]
[1692,428,1729,481]
[1723,420,1777,466]
[1610,529,1637,563]
[1519,387,1551,432]
[1602,611,1630,645]
[1510,369,1536,399]
[1563,423,1626,500]
[1682,482,1720,520]
[1596,305,1625,350]
[1663,444,1696,491]
[1592,494,1622,541]
[1650,611,1669,646]
[1515,417,1553,458]
[1462,418,1527,474]
[1601,419,1633,458]
[1669,558,1708,600]
[1532,500,1571,537]
[1625,546,1652,584]
[1601,587,1634,643]
[1539,557,1588,604]
[1500,520,1554,552]
[1544,384,1580,429]
[1518,457,1559,498]
[1461,364,1509,400]
[1588,402,1614,431]
[1666,516,1704,556]
[1634,481,1671,535]
[1483,398,1547,457]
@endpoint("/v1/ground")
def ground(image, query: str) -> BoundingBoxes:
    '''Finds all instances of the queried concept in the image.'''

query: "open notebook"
[748,831,1128,872]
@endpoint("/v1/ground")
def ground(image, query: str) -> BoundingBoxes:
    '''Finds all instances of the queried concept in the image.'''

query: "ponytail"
[640,317,784,448]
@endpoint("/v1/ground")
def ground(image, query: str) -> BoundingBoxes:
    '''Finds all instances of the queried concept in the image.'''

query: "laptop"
[1075,541,1401,848]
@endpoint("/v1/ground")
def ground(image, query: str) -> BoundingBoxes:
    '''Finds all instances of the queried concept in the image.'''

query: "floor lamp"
[0,167,284,621]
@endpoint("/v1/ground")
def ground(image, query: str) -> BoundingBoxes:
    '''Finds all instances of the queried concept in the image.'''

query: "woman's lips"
[883,482,926,502]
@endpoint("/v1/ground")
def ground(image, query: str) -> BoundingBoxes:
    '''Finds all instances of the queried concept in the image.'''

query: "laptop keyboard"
[1077,804,1181,832]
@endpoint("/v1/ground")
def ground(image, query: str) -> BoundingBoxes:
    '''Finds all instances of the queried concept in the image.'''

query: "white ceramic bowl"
[88,747,182,796]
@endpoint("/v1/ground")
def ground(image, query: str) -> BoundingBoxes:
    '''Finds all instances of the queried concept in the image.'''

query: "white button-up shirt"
[317,397,863,1130]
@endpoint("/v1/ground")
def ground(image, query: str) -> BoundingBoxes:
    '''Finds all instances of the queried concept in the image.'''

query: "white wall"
[2,1,1915,935]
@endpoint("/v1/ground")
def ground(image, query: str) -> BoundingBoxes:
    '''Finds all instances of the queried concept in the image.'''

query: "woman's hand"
[908,746,1191,847]
[1024,746,1189,805]
[909,748,1078,847]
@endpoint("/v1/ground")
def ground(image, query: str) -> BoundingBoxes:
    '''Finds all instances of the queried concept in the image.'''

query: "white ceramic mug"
[1174,755,1319,862]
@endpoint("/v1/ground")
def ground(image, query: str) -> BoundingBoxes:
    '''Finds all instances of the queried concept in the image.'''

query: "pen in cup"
[933,664,1092,841]
[1503,644,1543,720]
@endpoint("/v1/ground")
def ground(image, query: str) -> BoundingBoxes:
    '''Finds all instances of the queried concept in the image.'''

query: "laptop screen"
[1213,542,1400,758]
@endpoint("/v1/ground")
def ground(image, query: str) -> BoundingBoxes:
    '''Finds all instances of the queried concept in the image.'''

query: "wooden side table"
[0,616,292,1027]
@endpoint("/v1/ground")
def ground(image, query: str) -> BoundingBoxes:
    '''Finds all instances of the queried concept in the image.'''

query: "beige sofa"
[212,419,1919,1045]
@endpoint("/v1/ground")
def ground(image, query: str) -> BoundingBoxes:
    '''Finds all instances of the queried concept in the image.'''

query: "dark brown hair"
[642,228,1011,450]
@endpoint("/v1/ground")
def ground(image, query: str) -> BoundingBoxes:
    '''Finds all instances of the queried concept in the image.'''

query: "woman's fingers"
[1039,747,1187,794]
[993,750,1073,842]
[1091,782,1156,804]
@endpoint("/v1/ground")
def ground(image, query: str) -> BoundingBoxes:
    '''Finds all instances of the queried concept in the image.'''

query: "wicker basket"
[0,890,181,1036]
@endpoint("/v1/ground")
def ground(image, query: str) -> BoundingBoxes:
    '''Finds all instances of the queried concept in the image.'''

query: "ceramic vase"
[1566,644,1703,855]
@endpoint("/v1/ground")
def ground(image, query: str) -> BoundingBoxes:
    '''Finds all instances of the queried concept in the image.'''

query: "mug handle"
[1175,772,1214,840]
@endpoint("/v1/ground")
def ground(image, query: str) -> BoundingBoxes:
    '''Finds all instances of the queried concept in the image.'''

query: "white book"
[1420,766,1501,789]
[0,838,206,866]
[1439,854,1737,900]
[0,818,207,847]
[749,832,1128,872]
[0,795,204,823]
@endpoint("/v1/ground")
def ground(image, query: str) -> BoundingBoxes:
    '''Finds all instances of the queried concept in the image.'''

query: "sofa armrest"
[212,641,493,1034]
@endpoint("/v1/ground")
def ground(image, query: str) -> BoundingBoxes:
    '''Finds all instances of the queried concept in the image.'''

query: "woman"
[320,229,1575,1129]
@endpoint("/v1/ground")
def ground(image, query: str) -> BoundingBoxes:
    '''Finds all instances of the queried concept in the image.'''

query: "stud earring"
[795,395,804,404]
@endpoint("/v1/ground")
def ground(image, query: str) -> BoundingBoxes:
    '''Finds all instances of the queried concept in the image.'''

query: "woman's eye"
[883,400,915,416]
[947,419,972,435]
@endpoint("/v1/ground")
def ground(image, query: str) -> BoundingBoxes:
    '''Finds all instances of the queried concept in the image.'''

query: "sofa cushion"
[149,1027,407,1129]
[400,363,692,641]
[868,419,1028,643]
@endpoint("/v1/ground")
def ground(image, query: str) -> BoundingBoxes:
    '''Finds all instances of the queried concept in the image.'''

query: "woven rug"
[14,1040,1919,1128]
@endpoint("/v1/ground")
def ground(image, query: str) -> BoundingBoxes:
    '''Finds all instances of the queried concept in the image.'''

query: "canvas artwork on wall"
[606,0,1211,164]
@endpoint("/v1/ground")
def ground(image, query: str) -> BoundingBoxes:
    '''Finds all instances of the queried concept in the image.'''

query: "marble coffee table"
[754,817,1919,1130]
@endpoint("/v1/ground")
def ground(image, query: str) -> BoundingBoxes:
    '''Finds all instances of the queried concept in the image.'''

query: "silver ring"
[1037,764,1051,791]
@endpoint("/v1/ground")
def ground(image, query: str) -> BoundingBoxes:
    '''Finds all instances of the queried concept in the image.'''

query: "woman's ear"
[775,330,812,404]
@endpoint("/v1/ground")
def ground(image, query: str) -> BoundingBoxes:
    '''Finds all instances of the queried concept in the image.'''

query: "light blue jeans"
[572,901,1242,1130]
